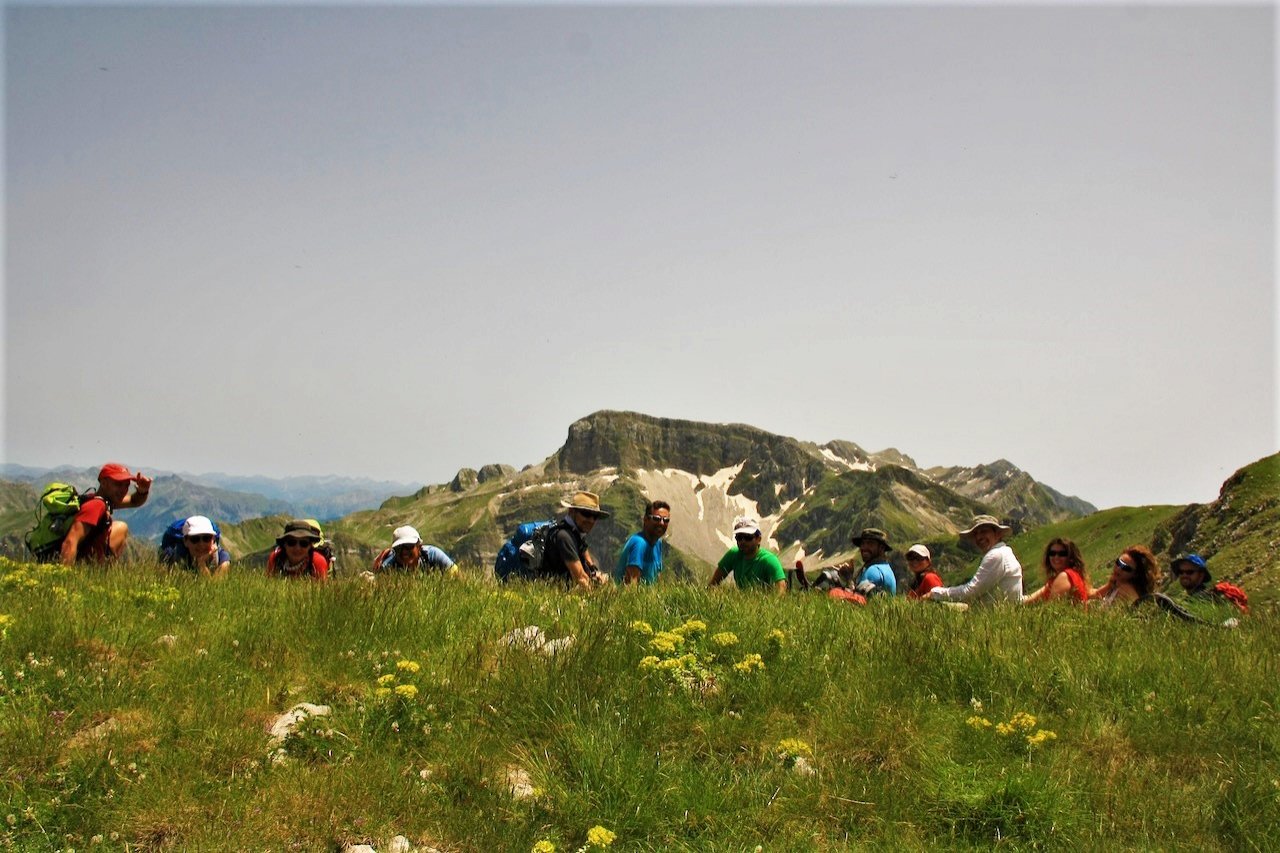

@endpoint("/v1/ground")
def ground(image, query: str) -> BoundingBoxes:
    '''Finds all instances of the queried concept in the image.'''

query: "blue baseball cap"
[1172,553,1209,575]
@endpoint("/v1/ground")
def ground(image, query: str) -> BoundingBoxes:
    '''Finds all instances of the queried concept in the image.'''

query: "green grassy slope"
[0,559,1276,851]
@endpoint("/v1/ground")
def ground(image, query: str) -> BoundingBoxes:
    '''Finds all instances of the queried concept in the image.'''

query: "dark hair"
[1122,545,1162,596]
[644,500,670,516]
[1041,538,1086,578]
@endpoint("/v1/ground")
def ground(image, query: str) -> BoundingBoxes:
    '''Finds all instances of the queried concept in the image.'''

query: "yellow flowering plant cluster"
[530,824,616,853]
[0,560,70,593]
[0,613,11,641]
[635,617,781,697]
[966,708,1058,750]
[364,657,437,740]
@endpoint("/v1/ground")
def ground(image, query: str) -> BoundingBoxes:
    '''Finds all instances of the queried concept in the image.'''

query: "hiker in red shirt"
[905,544,943,599]
[1023,538,1090,605]
[61,462,152,565]
[265,519,330,581]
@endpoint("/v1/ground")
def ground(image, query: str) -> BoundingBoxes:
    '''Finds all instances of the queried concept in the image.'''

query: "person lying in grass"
[1091,545,1160,607]
[905,544,943,600]
[1022,537,1089,605]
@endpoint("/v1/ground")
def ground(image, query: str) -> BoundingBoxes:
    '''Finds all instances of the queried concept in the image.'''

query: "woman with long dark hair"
[1023,538,1089,605]
[1091,545,1161,607]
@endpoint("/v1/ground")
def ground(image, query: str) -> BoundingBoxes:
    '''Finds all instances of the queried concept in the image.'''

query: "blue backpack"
[159,517,221,565]
[494,519,561,582]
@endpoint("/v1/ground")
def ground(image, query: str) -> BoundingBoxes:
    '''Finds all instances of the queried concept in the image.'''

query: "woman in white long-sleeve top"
[928,515,1024,605]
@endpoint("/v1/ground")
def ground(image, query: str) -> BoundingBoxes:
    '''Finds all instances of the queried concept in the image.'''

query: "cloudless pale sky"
[3,3,1276,510]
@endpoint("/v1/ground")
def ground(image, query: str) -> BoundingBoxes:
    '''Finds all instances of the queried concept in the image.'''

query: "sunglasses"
[282,537,312,548]
[394,544,418,552]
[735,533,758,542]
[906,554,926,562]
[646,515,670,524]
[1115,558,1136,572]
[185,534,214,544]
[1047,550,1069,558]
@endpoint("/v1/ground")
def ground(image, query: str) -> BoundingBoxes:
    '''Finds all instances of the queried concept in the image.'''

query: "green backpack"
[25,483,97,561]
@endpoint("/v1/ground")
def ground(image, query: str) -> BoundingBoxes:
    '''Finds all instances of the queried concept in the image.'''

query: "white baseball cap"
[183,515,216,538]
[391,526,422,548]
[732,517,761,537]
[907,544,931,561]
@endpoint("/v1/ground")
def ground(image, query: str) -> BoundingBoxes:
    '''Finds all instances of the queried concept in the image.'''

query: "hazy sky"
[4,3,1276,510]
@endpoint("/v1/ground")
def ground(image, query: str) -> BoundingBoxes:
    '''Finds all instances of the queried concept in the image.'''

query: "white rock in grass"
[387,836,412,853]
[539,636,575,657]
[267,703,332,747]
[155,635,178,648]
[505,765,536,800]
[502,625,546,650]
[791,756,817,777]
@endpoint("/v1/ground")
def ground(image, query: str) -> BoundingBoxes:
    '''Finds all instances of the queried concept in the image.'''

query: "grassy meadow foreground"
[1,559,1277,852]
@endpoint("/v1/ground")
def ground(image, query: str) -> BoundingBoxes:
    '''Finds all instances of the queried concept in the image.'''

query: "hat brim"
[561,501,609,518]
[959,523,1011,538]
[391,536,421,549]
[850,536,891,549]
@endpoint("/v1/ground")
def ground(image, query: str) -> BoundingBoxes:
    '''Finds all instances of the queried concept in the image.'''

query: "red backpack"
[1213,582,1249,613]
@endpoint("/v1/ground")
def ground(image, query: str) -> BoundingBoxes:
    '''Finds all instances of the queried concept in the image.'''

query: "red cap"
[98,462,134,482]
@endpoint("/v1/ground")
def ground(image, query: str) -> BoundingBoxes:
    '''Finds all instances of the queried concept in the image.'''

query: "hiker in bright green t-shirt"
[708,517,786,595]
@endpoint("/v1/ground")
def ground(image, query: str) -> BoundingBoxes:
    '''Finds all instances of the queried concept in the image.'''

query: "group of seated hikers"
[37,466,1250,621]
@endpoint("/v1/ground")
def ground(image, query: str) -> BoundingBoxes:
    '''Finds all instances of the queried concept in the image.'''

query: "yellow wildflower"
[396,660,421,673]
[638,655,660,671]
[1027,730,1058,748]
[766,629,786,646]
[995,722,1015,736]
[649,631,683,654]
[733,653,765,674]
[673,619,707,639]
[1009,711,1037,731]
[630,620,654,636]
[531,840,556,853]
[374,687,392,698]
[776,738,812,758]
[394,683,418,699]
[586,825,616,847]
[377,674,397,686]
[966,716,993,729]
[711,632,739,647]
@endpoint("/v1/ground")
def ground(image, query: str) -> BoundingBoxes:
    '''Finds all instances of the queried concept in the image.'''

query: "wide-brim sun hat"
[958,515,1012,541]
[561,491,609,518]
[391,525,423,548]
[277,519,321,545]
[850,527,892,550]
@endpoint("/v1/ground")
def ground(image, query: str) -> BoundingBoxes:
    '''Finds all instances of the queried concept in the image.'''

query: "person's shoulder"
[312,550,330,570]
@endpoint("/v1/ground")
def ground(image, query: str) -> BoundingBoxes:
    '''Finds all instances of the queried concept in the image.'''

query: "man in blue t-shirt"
[850,527,897,596]
[615,500,670,585]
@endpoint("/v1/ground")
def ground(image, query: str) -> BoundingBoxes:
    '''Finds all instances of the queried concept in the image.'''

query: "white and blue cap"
[183,515,216,538]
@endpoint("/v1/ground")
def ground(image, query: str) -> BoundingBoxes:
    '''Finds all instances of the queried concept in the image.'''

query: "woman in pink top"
[1023,538,1089,605]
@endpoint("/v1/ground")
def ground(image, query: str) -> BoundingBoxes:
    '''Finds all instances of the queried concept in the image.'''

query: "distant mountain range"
[0,465,420,548]
[218,410,1099,579]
